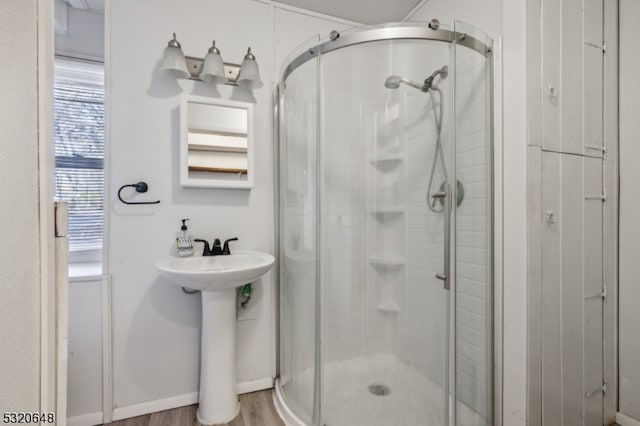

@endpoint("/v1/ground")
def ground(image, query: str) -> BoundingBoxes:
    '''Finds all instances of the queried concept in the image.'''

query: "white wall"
[0,0,41,412]
[107,0,355,417]
[619,0,640,421]
[272,7,355,79]
[108,0,272,412]
[67,278,105,420]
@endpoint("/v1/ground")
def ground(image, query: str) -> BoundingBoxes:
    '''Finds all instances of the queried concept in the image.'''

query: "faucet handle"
[210,238,223,255]
[194,239,211,256]
[222,237,238,255]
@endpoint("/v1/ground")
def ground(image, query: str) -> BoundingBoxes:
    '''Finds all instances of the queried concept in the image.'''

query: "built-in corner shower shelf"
[368,254,405,267]
[369,207,405,218]
[369,154,403,170]
[376,299,401,314]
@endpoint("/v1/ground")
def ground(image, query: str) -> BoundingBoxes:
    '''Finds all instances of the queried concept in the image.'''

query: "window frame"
[54,58,105,265]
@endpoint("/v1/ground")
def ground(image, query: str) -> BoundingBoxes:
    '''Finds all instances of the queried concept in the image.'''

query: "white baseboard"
[67,412,103,426]
[618,412,640,426]
[111,392,198,421]
[237,377,273,394]
[110,377,274,421]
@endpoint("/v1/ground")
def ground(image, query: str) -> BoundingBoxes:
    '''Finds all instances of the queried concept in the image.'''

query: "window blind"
[54,65,104,253]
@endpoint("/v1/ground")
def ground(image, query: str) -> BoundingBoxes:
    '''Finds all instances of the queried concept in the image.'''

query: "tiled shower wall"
[453,45,491,420]
[403,86,449,383]
[320,72,366,364]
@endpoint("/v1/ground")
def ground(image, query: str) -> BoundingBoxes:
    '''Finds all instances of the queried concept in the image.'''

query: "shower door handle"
[432,184,451,290]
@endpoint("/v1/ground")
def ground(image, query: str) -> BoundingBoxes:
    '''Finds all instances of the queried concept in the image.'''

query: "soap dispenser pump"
[176,218,194,257]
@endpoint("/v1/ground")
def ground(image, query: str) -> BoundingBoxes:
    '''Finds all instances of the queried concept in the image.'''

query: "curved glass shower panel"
[453,21,493,426]
[318,38,452,426]
[276,21,494,426]
[278,51,320,425]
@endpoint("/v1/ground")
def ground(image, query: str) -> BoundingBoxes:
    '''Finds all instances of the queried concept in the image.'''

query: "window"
[54,60,104,262]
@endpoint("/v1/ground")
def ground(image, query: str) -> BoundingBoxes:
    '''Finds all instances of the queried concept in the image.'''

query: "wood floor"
[104,389,285,426]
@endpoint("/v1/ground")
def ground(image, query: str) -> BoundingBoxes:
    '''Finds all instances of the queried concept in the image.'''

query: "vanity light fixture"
[161,33,262,88]
[237,48,263,89]
[162,33,190,79]
[199,41,227,84]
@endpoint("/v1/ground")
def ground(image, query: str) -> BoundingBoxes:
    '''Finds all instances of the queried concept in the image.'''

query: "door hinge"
[54,201,68,238]
[585,40,606,53]
[585,191,607,202]
[585,381,607,398]
[584,286,607,301]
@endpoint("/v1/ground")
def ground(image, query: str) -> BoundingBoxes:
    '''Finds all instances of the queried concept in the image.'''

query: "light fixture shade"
[162,33,190,79]
[236,47,263,89]
[199,41,228,84]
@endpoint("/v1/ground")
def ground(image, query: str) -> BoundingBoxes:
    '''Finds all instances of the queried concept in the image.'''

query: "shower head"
[384,75,427,92]
[384,65,449,92]
[384,75,403,89]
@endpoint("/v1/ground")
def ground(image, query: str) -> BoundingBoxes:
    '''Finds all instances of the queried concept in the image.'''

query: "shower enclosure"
[275,21,493,426]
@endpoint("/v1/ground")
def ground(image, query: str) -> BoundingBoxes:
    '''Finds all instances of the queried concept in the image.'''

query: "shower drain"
[368,382,391,396]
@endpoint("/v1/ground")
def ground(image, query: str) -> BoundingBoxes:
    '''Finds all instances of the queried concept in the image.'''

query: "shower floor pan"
[276,354,487,426]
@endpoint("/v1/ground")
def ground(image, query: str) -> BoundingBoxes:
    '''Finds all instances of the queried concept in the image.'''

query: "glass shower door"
[318,36,453,426]
[278,39,320,425]
[453,21,494,426]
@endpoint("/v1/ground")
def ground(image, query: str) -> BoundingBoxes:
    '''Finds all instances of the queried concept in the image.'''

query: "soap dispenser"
[175,218,194,257]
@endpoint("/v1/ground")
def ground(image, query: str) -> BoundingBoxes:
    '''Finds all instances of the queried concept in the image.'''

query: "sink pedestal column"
[197,289,240,425]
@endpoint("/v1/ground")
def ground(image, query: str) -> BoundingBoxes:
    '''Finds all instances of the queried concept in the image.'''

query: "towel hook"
[117,182,161,205]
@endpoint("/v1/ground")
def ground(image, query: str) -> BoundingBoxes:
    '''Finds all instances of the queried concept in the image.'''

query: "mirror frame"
[180,95,255,189]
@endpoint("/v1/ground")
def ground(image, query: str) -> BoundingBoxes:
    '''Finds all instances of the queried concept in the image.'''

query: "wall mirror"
[180,96,254,188]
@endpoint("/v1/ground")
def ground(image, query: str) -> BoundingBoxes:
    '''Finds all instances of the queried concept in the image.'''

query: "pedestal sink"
[156,250,275,425]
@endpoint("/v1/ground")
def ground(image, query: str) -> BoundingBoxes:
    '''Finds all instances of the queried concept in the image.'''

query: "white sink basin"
[155,249,274,424]
[156,250,275,292]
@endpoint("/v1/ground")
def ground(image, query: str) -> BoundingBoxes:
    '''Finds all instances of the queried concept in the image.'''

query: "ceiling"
[67,0,420,24]
[63,0,423,24]
[275,0,424,24]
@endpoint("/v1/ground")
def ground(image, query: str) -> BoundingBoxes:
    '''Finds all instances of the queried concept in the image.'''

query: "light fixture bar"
[185,57,241,85]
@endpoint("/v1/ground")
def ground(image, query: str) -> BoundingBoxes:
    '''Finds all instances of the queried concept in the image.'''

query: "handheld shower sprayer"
[383,64,462,213]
